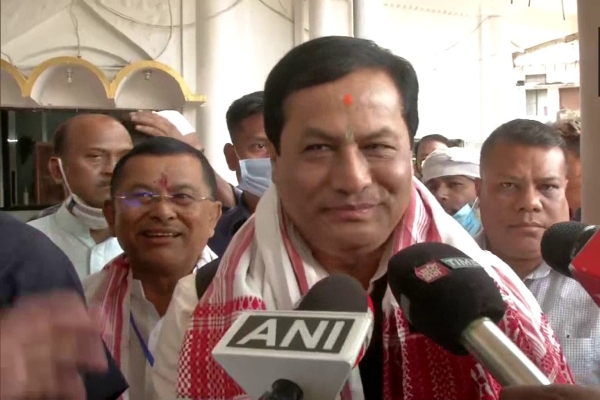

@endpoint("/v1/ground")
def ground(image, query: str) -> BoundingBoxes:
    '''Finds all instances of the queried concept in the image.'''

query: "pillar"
[353,0,383,41]
[195,0,244,184]
[478,2,519,140]
[577,0,600,224]
[308,0,330,39]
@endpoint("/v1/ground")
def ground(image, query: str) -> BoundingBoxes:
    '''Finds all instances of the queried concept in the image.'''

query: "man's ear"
[206,201,222,238]
[475,177,482,198]
[103,199,117,237]
[267,141,279,186]
[223,143,239,173]
[48,157,64,185]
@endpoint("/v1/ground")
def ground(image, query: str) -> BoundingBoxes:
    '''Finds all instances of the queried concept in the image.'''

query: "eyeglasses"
[115,192,213,209]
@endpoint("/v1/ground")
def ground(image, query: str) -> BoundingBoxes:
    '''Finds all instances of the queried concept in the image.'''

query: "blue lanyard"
[130,312,155,367]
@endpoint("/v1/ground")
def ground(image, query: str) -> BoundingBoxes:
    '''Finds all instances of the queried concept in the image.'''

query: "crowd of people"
[0,35,598,400]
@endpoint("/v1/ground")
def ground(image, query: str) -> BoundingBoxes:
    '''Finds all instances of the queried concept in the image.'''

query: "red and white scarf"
[175,179,573,400]
[84,248,216,399]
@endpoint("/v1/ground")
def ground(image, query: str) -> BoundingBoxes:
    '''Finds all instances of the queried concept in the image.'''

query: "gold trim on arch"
[24,56,111,97]
[110,60,206,103]
[1,59,27,96]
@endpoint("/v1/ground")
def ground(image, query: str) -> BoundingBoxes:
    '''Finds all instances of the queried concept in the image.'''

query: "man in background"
[421,146,481,236]
[209,91,271,256]
[413,133,452,179]
[29,114,132,278]
[476,119,600,385]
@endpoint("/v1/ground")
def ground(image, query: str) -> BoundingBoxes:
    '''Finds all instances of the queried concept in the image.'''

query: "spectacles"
[115,192,213,209]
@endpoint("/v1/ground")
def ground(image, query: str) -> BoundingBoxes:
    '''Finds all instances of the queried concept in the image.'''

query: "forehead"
[281,69,405,139]
[418,140,448,157]
[482,142,566,177]
[118,154,206,189]
[67,117,132,151]
[235,113,266,139]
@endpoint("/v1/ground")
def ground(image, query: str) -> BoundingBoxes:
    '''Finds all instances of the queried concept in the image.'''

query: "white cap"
[421,147,480,183]
[153,110,195,136]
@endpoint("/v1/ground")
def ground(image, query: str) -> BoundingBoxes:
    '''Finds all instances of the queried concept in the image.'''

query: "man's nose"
[147,198,177,222]
[330,148,372,194]
[517,185,543,212]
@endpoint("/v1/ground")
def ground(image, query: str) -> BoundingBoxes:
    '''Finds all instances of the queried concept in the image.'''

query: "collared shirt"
[28,204,122,279]
[83,247,217,400]
[208,191,251,257]
[476,231,600,386]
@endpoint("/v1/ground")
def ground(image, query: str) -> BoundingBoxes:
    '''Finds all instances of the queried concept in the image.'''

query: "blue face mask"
[453,203,482,237]
[238,158,272,198]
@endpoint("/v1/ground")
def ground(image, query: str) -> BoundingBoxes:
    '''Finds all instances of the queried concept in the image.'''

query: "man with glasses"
[83,137,221,400]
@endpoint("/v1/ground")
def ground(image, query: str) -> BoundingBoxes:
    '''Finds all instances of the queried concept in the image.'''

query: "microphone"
[541,221,600,307]
[212,274,373,400]
[388,242,551,386]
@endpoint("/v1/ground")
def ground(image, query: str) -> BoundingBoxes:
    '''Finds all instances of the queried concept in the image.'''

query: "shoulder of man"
[0,212,129,400]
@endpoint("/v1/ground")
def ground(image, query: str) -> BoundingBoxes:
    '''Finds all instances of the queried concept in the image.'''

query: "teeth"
[145,233,176,237]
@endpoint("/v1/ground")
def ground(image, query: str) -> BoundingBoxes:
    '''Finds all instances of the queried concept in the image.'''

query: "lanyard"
[130,312,155,367]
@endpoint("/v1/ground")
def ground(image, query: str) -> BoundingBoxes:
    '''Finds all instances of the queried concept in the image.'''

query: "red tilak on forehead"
[157,173,169,190]
[343,94,353,107]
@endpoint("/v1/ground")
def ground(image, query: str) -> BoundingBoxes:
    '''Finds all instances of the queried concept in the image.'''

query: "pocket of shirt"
[560,337,595,385]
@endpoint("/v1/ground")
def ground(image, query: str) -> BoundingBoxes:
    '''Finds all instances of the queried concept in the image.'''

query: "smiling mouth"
[141,231,181,238]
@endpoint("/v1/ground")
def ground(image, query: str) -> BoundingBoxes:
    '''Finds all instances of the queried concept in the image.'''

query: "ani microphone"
[388,242,551,386]
[212,274,374,400]
[541,221,600,307]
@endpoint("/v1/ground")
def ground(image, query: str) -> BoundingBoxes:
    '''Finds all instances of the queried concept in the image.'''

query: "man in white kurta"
[84,137,222,400]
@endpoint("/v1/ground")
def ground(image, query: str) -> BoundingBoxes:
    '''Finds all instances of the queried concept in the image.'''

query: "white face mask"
[58,159,109,231]
[238,158,272,198]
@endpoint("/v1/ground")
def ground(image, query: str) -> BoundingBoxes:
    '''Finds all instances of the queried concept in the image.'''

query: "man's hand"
[0,292,108,400]
[500,384,600,400]
[130,111,204,151]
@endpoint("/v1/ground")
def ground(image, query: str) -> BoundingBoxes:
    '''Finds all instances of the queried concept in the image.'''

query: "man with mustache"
[476,119,600,385]
[151,37,573,399]
[84,137,221,399]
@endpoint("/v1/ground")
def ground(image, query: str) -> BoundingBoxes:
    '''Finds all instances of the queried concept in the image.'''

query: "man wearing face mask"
[208,91,271,256]
[29,114,133,279]
[421,147,482,237]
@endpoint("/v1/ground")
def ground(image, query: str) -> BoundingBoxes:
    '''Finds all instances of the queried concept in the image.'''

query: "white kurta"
[83,246,217,400]
[28,204,122,279]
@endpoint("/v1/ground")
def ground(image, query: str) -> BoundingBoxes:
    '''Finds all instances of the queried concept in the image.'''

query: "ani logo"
[415,262,450,283]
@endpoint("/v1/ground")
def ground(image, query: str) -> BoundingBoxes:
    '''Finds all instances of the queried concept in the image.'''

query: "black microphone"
[541,221,600,307]
[259,379,303,400]
[388,242,551,386]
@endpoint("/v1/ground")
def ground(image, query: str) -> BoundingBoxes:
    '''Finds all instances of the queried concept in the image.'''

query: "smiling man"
[151,37,573,400]
[83,137,221,399]
[477,119,600,386]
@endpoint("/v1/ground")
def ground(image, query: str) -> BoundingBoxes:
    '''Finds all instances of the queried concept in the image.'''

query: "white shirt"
[476,231,600,385]
[28,204,122,279]
[83,247,217,400]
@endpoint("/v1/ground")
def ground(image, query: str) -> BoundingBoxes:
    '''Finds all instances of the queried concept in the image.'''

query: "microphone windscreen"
[541,222,596,277]
[295,274,368,313]
[388,242,505,355]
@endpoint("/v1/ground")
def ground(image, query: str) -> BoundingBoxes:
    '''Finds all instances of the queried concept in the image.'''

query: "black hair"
[414,134,453,157]
[110,137,217,198]
[225,91,264,141]
[480,119,566,166]
[263,36,419,152]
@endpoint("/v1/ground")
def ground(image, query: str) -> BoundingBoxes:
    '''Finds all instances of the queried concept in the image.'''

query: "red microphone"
[542,222,600,307]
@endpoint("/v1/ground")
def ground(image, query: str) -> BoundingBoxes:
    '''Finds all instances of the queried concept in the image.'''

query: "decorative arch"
[110,60,206,103]
[24,56,111,98]
[1,59,27,96]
